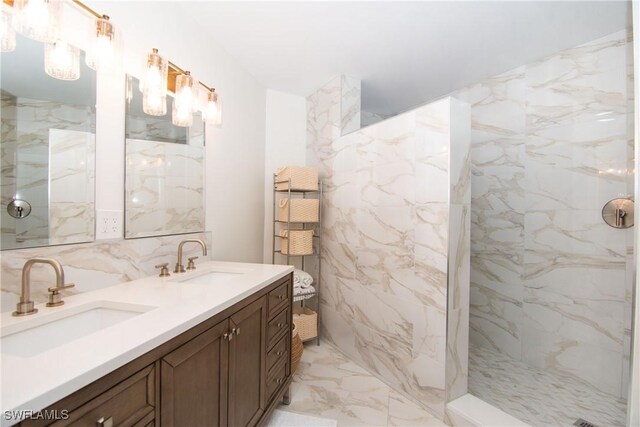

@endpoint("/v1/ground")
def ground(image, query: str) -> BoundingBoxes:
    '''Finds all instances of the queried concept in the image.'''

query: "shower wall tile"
[452,28,633,399]
[307,81,471,419]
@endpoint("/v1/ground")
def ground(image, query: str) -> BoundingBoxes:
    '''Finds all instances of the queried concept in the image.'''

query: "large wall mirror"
[1,35,96,250]
[124,75,205,239]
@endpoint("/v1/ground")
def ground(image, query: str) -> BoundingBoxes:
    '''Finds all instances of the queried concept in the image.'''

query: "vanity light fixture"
[172,70,197,127]
[142,47,168,116]
[44,39,80,80]
[0,3,15,52]
[12,0,60,42]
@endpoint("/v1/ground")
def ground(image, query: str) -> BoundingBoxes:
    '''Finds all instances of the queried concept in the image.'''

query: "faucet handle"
[46,283,75,307]
[186,256,199,270]
[47,283,75,292]
[155,263,171,277]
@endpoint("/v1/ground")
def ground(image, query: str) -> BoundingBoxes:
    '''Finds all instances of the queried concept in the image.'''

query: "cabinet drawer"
[267,307,290,349]
[267,281,290,318]
[267,333,289,375]
[51,364,156,427]
[266,360,290,404]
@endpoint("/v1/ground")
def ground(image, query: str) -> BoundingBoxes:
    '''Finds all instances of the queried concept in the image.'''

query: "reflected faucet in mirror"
[13,258,76,316]
[174,239,208,273]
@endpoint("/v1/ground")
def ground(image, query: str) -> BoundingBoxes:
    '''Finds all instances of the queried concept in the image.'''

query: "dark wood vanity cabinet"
[160,319,230,427]
[17,273,293,427]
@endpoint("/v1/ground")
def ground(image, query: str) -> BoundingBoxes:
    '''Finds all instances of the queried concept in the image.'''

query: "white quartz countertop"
[0,261,293,425]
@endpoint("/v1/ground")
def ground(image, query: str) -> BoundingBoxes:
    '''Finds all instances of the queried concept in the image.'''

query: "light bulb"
[86,15,115,70]
[44,40,80,80]
[13,0,60,42]
[1,7,16,52]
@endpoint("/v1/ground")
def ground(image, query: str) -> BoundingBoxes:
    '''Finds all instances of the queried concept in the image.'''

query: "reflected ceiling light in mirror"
[44,39,80,80]
[85,14,115,70]
[13,0,60,42]
[142,48,168,116]
[1,5,16,52]
[172,71,195,127]
[203,88,222,125]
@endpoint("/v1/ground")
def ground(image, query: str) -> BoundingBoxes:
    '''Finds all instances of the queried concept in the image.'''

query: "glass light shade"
[44,40,80,80]
[85,15,115,70]
[172,71,196,127]
[1,7,16,52]
[203,89,221,125]
[142,48,168,116]
[13,0,61,43]
[172,100,193,127]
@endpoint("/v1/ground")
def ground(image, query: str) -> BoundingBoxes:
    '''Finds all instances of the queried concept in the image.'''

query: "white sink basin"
[177,269,248,285]
[1,301,155,358]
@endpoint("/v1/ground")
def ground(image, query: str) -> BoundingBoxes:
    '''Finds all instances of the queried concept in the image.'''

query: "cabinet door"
[161,320,229,427]
[227,297,267,427]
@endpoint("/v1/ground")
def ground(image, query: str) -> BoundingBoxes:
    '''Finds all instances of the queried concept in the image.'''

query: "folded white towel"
[293,285,316,302]
[293,269,313,288]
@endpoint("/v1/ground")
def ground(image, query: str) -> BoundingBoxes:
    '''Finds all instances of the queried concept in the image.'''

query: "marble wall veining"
[453,29,634,399]
[0,232,212,313]
[307,76,471,418]
[0,92,95,250]
[125,138,205,239]
[48,129,96,245]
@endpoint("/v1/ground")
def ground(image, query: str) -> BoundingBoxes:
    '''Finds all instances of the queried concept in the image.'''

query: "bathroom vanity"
[1,262,293,427]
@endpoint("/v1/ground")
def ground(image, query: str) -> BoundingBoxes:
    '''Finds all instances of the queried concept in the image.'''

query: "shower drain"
[574,418,598,427]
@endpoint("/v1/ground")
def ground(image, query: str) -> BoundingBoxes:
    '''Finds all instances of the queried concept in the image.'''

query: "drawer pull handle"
[276,351,284,356]
[224,332,233,342]
[277,322,285,328]
[276,378,284,384]
[277,295,285,300]
[235,327,240,336]
[97,416,113,427]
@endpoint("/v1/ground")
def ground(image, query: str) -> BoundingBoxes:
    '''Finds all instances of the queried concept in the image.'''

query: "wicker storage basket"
[291,324,304,374]
[278,199,319,223]
[292,307,318,341]
[280,229,314,255]
[275,166,318,191]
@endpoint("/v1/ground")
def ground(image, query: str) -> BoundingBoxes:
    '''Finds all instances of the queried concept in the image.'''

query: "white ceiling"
[180,1,630,116]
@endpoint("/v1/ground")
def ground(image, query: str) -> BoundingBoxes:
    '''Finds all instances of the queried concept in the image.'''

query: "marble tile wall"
[48,129,96,245]
[0,93,95,249]
[307,78,470,418]
[0,231,212,313]
[125,138,205,238]
[453,29,634,399]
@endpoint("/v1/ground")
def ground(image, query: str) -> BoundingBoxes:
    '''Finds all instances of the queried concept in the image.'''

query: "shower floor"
[468,344,627,426]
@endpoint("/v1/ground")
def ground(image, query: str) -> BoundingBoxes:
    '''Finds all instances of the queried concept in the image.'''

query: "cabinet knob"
[277,322,285,328]
[276,351,284,356]
[277,294,285,300]
[235,327,240,336]
[97,416,113,427]
[224,332,233,342]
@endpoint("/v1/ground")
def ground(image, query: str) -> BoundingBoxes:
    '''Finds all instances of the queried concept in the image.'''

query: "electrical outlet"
[96,210,122,239]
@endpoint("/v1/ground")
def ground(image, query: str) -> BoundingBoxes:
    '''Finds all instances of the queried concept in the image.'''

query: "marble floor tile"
[468,344,627,427]
[278,341,445,427]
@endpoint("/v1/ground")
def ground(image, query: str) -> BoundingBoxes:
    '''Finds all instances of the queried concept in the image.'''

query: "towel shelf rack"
[272,173,322,346]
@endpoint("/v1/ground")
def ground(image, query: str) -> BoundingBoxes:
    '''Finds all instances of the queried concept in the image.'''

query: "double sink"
[0,267,249,359]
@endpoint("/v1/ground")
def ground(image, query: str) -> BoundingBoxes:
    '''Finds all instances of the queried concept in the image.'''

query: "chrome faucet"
[13,258,75,316]
[174,239,208,273]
